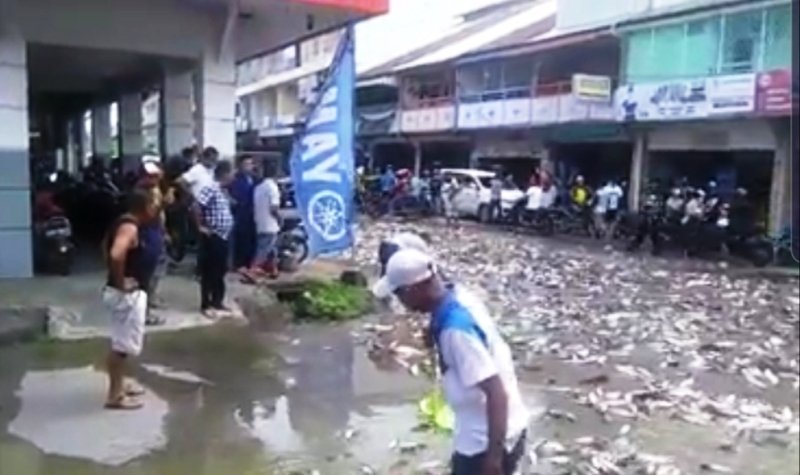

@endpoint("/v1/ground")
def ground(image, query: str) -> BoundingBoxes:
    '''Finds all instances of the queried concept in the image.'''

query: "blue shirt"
[380,172,396,193]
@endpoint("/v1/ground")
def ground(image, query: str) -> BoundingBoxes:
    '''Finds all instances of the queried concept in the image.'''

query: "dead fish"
[141,364,213,385]
[546,408,577,422]
[699,462,733,473]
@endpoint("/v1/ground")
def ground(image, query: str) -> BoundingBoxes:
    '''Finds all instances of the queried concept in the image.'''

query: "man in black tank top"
[102,189,158,410]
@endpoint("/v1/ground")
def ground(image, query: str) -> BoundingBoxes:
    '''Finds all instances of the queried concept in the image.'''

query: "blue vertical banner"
[291,25,356,257]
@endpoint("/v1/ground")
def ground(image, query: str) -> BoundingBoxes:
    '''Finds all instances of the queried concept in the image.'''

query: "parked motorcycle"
[276,214,310,271]
[34,216,75,275]
[507,198,555,236]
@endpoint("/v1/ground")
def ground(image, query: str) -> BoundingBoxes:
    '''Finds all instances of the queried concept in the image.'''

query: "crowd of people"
[102,146,283,410]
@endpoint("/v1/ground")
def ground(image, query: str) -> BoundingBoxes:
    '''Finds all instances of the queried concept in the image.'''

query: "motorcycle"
[34,216,75,276]
[507,198,555,236]
[276,214,310,271]
[549,205,596,237]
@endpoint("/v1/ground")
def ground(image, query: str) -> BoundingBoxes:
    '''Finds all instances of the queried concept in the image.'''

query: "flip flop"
[145,315,166,326]
[125,384,146,397]
[104,396,144,411]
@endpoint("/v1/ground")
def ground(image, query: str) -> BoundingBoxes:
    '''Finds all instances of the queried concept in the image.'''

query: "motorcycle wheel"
[539,215,555,237]
[53,250,74,276]
[748,242,774,268]
[281,235,309,264]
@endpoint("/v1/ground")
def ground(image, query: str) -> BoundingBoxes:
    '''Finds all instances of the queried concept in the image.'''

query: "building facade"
[0,0,387,278]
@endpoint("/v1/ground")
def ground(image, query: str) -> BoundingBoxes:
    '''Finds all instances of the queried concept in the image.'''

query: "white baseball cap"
[389,232,430,255]
[372,248,436,299]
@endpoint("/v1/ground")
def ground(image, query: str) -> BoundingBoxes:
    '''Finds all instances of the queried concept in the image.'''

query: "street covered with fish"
[355,220,799,475]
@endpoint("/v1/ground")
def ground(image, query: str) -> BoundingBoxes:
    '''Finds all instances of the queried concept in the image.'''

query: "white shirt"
[253,178,282,234]
[525,186,542,210]
[181,163,214,199]
[606,185,623,211]
[438,287,529,456]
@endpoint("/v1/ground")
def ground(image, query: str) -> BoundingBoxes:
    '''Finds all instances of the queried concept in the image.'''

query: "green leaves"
[291,280,372,321]
[417,388,454,434]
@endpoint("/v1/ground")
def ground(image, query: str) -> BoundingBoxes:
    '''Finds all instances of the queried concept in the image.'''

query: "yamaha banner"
[290,26,356,257]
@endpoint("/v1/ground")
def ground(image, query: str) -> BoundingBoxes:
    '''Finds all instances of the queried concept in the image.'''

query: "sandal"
[104,395,144,410]
[145,315,166,326]
[125,383,146,397]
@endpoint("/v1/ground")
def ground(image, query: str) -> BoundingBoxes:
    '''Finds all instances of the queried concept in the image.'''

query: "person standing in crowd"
[489,173,504,223]
[594,180,623,239]
[441,176,460,228]
[229,155,257,271]
[180,146,218,200]
[570,175,591,208]
[134,157,171,326]
[380,165,396,199]
[374,249,529,475]
[102,189,159,410]
[193,161,235,318]
[250,161,282,279]
[180,146,220,276]
[430,168,444,215]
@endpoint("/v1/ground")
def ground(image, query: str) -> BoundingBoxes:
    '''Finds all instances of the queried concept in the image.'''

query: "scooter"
[34,216,75,276]
[276,215,310,271]
[507,197,555,236]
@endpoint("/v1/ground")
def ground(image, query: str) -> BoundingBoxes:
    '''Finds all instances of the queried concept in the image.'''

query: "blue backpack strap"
[432,294,488,374]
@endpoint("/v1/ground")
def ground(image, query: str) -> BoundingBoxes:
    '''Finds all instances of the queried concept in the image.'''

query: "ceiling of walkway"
[27,44,192,96]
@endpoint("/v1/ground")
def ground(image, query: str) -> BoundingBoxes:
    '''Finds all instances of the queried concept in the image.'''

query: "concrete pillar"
[195,47,237,158]
[0,22,33,278]
[162,68,195,157]
[92,104,113,157]
[628,131,650,211]
[768,120,791,236]
[119,93,143,173]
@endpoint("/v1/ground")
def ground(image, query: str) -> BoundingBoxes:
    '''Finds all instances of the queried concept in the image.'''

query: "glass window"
[763,4,791,69]
[721,9,763,73]
[651,24,685,80]
[625,30,654,82]
[502,58,533,97]
[457,64,484,101]
[483,63,503,92]
[683,17,720,77]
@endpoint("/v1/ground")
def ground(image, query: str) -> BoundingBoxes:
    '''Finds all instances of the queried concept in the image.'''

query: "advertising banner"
[755,69,793,116]
[616,74,757,122]
[572,74,612,102]
[290,26,355,257]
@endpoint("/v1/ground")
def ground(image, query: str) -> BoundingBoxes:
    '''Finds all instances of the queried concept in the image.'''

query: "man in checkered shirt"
[193,160,235,318]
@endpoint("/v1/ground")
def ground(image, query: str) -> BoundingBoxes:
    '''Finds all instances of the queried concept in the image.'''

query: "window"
[683,18,720,77]
[763,4,791,69]
[457,58,534,101]
[720,10,763,73]
[625,30,655,82]
[651,24,685,80]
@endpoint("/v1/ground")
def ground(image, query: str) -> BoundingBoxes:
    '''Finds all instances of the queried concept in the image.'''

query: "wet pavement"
[0,219,798,474]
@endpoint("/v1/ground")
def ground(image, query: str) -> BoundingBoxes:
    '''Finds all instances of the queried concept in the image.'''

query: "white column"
[768,120,791,236]
[119,93,143,173]
[195,46,237,158]
[628,131,650,212]
[92,104,113,157]
[0,22,33,278]
[162,68,195,157]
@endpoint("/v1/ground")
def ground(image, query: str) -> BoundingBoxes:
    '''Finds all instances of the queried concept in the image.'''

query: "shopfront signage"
[292,0,388,14]
[755,69,793,116]
[572,74,612,102]
[616,73,756,122]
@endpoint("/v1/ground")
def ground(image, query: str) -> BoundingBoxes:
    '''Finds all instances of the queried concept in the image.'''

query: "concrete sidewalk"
[0,265,227,341]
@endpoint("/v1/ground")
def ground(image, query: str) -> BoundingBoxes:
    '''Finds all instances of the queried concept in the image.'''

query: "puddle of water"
[0,323,451,475]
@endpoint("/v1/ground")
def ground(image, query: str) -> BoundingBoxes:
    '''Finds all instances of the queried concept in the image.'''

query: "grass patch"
[291,279,372,322]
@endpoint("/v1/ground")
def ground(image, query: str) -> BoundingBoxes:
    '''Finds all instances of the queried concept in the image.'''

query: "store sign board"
[401,107,456,132]
[706,73,756,116]
[292,0,388,14]
[616,73,756,122]
[572,74,612,102]
[755,69,793,116]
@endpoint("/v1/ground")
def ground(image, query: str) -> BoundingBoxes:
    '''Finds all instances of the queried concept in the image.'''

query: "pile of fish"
[347,220,799,472]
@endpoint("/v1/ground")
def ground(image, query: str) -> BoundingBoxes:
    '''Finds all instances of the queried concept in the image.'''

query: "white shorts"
[102,287,147,356]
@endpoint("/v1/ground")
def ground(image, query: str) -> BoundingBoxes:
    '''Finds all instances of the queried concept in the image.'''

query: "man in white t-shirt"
[179,147,218,200]
[375,249,529,475]
[250,161,282,277]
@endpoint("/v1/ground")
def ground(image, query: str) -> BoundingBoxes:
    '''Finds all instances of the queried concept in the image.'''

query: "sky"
[355,0,506,73]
